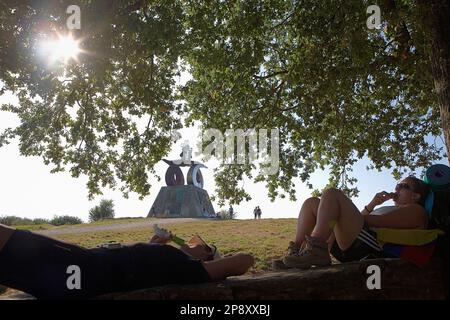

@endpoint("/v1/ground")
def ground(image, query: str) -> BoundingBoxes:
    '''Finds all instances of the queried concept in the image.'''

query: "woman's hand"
[367,191,396,211]
[149,234,171,244]
[181,244,213,261]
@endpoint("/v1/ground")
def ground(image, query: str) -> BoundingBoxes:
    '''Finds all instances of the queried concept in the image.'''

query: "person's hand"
[149,234,171,244]
[181,244,213,261]
[367,191,396,211]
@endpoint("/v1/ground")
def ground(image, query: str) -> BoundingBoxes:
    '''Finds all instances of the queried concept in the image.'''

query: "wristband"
[365,206,372,213]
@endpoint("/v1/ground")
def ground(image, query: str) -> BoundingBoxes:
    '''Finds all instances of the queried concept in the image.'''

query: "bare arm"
[361,207,371,216]
[362,191,397,216]
[363,204,427,229]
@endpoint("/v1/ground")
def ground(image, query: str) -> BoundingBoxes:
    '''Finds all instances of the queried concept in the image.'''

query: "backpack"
[424,164,450,233]
[423,164,450,297]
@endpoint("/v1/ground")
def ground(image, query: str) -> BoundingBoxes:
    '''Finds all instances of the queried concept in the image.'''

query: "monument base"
[148,185,216,218]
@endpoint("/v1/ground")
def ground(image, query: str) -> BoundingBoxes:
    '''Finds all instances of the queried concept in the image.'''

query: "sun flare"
[40,33,82,64]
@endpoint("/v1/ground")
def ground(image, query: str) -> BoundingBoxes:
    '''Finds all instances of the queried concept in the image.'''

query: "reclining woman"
[0,225,254,299]
[277,176,430,268]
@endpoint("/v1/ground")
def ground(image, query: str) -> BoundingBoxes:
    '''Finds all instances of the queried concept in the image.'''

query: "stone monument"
[148,142,216,218]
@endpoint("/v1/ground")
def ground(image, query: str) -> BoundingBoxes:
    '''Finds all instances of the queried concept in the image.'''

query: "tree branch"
[382,0,412,60]
[253,70,288,80]
[270,0,299,30]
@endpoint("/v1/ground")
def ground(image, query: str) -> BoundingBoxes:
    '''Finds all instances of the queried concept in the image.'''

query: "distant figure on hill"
[253,207,258,219]
[228,205,234,219]
[257,207,262,219]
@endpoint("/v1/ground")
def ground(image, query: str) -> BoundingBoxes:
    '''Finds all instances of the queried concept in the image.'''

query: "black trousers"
[0,230,211,299]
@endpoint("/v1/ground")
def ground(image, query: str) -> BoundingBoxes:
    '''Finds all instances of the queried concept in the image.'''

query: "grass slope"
[50,218,297,272]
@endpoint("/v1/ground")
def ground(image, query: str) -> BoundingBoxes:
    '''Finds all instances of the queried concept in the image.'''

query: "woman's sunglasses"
[395,183,414,192]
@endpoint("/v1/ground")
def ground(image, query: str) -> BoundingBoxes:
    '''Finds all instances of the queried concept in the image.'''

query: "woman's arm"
[361,206,372,216]
[363,204,427,229]
[362,191,397,216]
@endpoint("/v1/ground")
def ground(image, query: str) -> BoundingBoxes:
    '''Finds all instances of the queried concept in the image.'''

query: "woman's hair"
[406,176,431,206]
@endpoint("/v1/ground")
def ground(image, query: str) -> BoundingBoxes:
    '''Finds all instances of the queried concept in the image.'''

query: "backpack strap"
[424,190,434,217]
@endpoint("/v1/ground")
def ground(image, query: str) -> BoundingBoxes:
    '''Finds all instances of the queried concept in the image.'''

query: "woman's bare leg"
[202,253,254,281]
[294,197,320,245]
[293,197,336,251]
[311,188,364,250]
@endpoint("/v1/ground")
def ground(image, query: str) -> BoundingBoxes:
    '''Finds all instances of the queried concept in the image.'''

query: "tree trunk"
[418,0,450,163]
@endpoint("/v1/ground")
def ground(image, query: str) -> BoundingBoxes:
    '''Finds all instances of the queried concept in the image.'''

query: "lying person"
[276,176,430,269]
[0,224,254,299]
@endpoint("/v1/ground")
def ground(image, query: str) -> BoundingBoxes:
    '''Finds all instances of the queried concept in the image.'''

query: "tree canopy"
[0,0,448,204]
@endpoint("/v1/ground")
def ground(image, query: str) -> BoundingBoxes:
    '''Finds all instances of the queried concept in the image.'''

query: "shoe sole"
[272,259,291,270]
[282,256,331,269]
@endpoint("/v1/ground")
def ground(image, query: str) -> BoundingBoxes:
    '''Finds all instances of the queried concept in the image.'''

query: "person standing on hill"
[228,205,234,219]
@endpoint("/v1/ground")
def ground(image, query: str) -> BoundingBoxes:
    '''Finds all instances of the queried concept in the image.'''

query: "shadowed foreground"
[1,258,446,300]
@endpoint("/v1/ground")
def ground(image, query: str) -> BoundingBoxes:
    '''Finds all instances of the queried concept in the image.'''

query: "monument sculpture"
[148,142,216,218]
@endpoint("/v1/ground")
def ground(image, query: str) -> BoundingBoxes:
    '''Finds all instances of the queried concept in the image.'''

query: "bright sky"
[0,70,448,222]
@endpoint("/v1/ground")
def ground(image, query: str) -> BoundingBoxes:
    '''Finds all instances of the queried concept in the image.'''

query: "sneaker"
[271,241,300,270]
[272,258,290,270]
[282,235,331,269]
[286,241,300,256]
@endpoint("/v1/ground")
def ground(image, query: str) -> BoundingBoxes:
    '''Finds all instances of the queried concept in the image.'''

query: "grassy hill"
[44,218,297,272]
[13,217,148,231]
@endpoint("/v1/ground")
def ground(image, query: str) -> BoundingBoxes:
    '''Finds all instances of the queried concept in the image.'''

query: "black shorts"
[0,230,211,299]
[330,223,392,262]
